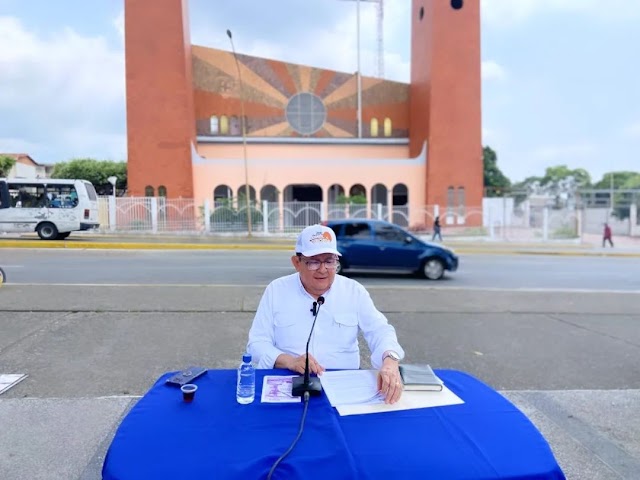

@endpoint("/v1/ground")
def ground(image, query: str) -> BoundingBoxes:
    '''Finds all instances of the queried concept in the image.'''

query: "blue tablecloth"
[102,369,565,480]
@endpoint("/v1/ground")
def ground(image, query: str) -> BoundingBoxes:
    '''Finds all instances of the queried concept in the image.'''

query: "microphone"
[292,295,324,397]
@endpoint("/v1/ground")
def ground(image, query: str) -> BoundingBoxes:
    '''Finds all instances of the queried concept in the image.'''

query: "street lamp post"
[226,29,252,237]
[107,175,118,232]
[609,172,615,221]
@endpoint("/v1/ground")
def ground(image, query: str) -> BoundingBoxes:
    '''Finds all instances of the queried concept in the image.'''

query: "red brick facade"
[124,0,195,198]
[410,0,483,208]
[124,0,482,208]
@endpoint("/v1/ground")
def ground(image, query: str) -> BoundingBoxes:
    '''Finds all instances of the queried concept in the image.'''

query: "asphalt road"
[1,248,639,291]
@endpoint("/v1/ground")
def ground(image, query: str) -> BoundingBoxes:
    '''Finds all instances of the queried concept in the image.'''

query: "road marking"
[6,282,640,294]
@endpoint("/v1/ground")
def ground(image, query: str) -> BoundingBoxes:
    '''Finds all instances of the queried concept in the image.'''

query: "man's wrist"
[274,353,293,369]
[382,350,401,363]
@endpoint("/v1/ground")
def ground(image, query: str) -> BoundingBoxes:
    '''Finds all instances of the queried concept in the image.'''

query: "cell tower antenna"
[340,0,384,78]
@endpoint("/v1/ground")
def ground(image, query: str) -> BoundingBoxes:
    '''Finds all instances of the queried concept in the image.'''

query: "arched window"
[392,183,408,205]
[213,185,233,206]
[383,117,392,137]
[457,186,466,216]
[144,186,154,197]
[260,185,278,203]
[370,118,379,137]
[349,184,366,199]
[220,115,229,135]
[237,185,256,203]
[210,115,219,135]
[328,184,345,204]
[371,184,388,205]
[447,186,455,213]
[158,185,167,197]
[392,183,409,226]
[230,116,241,136]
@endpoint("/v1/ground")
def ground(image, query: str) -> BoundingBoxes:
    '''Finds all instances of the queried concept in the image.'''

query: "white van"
[0,178,100,240]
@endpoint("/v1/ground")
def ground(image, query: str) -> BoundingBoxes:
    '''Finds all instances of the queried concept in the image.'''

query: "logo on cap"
[309,231,333,244]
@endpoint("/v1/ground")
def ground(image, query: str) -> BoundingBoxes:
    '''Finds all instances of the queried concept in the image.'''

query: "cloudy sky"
[1,0,639,183]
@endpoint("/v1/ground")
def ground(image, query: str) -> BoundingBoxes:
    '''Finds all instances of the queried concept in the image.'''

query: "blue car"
[325,219,458,280]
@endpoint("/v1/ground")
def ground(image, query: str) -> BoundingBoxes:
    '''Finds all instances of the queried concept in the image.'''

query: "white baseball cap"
[295,224,341,257]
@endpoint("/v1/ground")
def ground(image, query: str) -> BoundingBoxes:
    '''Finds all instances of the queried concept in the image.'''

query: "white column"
[488,207,495,239]
[263,200,269,234]
[543,207,549,241]
[151,197,158,233]
[108,196,116,232]
[576,206,582,240]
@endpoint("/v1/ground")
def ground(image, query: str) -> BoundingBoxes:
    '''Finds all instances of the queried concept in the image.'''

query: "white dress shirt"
[247,273,405,370]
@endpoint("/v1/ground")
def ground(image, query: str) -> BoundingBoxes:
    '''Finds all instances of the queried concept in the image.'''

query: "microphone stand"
[292,296,324,397]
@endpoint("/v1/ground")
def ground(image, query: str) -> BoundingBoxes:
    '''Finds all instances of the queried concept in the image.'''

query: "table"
[102,369,565,480]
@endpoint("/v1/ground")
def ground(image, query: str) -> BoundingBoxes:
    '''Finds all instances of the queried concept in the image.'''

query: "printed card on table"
[261,376,301,403]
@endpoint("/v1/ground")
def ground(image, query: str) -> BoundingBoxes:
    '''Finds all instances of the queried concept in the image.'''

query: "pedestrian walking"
[432,216,442,242]
[603,223,614,248]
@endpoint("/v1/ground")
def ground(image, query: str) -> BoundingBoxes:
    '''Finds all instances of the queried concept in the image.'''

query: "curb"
[1,240,639,257]
[0,241,292,251]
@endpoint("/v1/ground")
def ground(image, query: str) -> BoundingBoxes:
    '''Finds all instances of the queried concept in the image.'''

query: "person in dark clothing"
[603,223,614,247]
[432,216,442,242]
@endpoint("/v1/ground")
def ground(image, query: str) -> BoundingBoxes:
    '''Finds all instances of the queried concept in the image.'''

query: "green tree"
[541,165,591,188]
[593,171,640,190]
[51,158,127,193]
[592,171,640,220]
[336,193,367,205]
[483,146,511,196]
[0,155,17,177]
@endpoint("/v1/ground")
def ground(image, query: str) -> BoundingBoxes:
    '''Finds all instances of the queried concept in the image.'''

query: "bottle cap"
[243,353,252,363]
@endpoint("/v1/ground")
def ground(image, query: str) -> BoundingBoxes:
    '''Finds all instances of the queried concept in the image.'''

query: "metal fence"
[99,197,199,233]
[97,195,640,239]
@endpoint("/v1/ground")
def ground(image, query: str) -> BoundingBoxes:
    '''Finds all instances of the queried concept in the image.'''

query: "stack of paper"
[319,370,464,416]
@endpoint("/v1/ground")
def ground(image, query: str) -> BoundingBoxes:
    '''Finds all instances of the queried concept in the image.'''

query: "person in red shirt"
[603,223,614,247]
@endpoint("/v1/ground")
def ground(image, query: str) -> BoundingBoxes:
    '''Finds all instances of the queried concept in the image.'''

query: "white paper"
[336,385,465,416]
[0,374,28,395]
[260,375,301,403]
[318,369,465,416]
[320,370,385,406]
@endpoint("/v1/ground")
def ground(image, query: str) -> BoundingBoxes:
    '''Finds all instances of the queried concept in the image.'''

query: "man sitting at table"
[247,224,405,404]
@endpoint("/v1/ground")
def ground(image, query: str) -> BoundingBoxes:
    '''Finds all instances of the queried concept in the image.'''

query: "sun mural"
[192,45,409,138]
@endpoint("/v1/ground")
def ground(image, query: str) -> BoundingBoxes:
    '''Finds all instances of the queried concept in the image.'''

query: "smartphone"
[165,367,207,386]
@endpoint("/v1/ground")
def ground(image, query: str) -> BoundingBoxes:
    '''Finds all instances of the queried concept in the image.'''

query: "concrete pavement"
[1,285,639,479]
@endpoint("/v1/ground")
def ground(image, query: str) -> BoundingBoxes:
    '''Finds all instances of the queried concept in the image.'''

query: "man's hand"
[275,353,325,375]
[377,358,403,404]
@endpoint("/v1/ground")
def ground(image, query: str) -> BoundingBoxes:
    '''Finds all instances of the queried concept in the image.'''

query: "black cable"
[266,391,310,480]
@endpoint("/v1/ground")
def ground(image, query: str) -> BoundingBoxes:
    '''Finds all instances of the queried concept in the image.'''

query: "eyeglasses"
[300,256,339,271]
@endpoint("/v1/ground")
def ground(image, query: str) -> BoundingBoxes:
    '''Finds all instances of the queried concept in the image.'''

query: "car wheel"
[36,222,59,240]
[422,258,445,280]
[0,266,6,286]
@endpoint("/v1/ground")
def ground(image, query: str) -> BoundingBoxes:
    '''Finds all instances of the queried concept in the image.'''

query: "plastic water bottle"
[236,353,255,404]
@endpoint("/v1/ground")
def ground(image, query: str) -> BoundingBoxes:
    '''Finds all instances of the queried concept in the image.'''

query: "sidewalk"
[1,231,640,256]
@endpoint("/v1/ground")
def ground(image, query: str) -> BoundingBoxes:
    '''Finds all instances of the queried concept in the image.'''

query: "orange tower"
[124,0,483,212]
[410,0,483,209]
[124,0,195,197]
